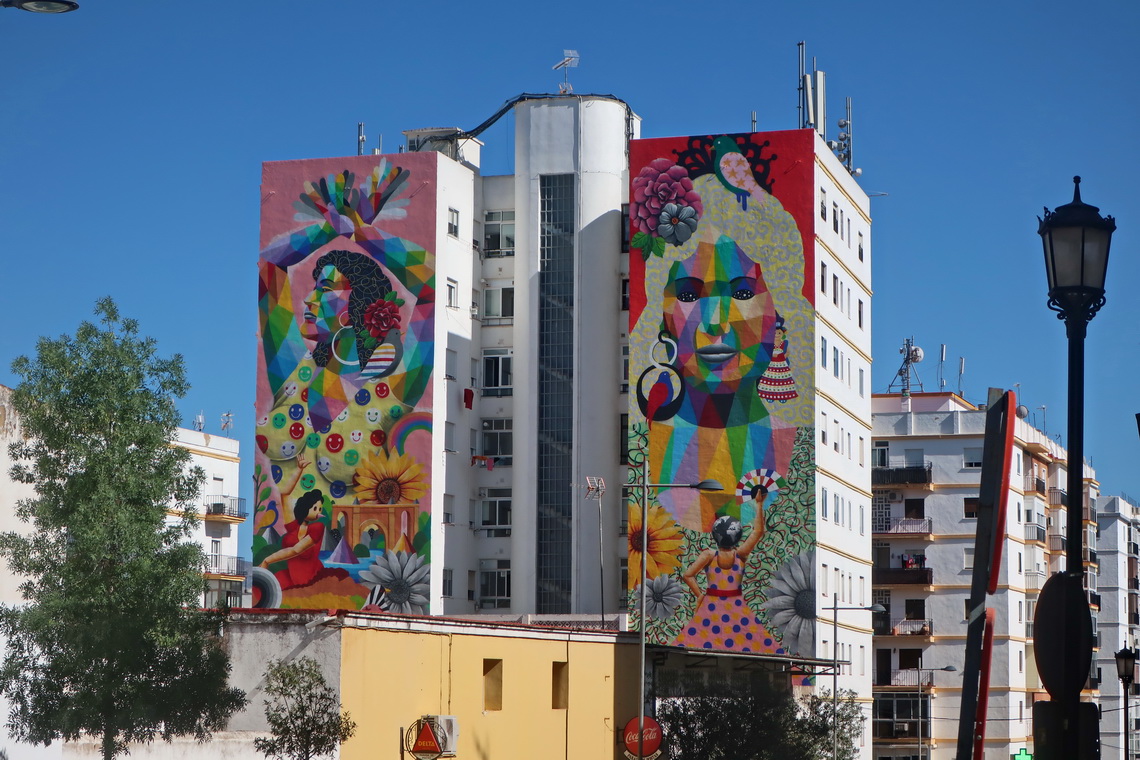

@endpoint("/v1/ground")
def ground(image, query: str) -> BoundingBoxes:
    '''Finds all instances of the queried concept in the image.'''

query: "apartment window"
[444,422,455,451]
[620,203,631,252]
[964,448,984,468]
[552,661,569,709]
[483,658,504,710]
[482,349,513,397]
[619,414,629,464]
[446,278,459,308]
[859,437,865,466]
[619,558,629,609]
[822,488,829,519]
[832,202,839,232]
[820,188,827,220]
[442,568,454,597]
[859,368,865,397]
[483,210,515,256]
[447,207,460,237]
[871,441,888,467]
[821,337,828,368]
[821,262,828,293]
[481,488,512,537]
[1018,649,1024,673]
[822,564,829,595]
[964,548,975,570]
[620,278,630,311]
[839,208,845,239]
[620,345,630,393]
[964,497,979,519]
[859,506,865,534]
[445,348,458,380]
[858,231,864,261]
[858,300,864,328]
[484,287,515,322]
[834,494,840,524]
[833,347,840,377]
[832,275,840,305]
[479,559,512,609]
[821,413,828,444]
[481,418,513,466]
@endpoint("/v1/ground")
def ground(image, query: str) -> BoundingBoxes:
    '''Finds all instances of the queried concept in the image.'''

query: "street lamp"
[584,476,606,627]
[831,599,885,760]
[634,456,722,760]
[0,0,79,11]
[1038,175,1116,759]
[915,663,957,760]
[1117,647,1137,760]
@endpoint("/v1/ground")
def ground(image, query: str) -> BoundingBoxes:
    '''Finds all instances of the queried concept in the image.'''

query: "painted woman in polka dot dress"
[675,511,782,653]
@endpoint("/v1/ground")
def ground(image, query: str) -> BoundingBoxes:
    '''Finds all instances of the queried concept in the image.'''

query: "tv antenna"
[888,337,925,397]
[193,411,205,432]
[553,49,579,94]
[220,411,233,432]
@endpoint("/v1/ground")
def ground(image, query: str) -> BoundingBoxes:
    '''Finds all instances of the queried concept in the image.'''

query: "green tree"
[0,298,247,760]
[655,683,864,760]
[254,657,357,760]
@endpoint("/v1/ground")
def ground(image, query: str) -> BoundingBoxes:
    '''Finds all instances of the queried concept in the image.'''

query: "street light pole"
[635,455,722,760]
[585,477,606,627]
[1117,647,1137,760]
[916,663,957,760]
[830,597,885,760]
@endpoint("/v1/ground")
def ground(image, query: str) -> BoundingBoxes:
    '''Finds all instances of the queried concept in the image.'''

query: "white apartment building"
[870,391,1101,760]
[1095,494,1140,760]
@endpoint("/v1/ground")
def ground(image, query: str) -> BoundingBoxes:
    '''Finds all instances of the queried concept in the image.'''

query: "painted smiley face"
[256,435,268,453]
[326,434,344,453]
[350,430,364,443]
[256,414,269,427]
[280,442,297,458]
[370,430,386,447]
[375,383,390,398]
[272,413,287,429]
[329,480,347,499]
[316,456,332,473]
[336,408,350,423]
[344,450,359,466]
[365,408,382,424]
[284,382,299,397]
[289,404,305,421]
[298,366,313,382]
[300,473,316,490]
[354,388,371,406]
[305,433,321,449]
[289,423,305,440]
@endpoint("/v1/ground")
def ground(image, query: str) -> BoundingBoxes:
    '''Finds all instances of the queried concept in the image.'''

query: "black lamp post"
[1038,175,1116,759]
[1118,647,1137,760]
[0,0,78,11]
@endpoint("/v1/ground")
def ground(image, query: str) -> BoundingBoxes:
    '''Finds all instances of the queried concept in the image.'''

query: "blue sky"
[2,1,1139,550]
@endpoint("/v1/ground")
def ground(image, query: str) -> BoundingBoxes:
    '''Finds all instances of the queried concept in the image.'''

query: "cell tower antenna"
[193,411,205,432]
[937,344,947,390]
[357,123,366,157]
[553,49,579,94]
[220,411,233,432]
[887,337,925,397]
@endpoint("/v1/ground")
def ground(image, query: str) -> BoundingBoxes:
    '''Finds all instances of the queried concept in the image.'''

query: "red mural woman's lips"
[697,344,734,363]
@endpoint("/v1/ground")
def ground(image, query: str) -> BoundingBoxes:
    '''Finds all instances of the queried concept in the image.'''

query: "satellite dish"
[1016,405,1030,420]
[910,347,925,363]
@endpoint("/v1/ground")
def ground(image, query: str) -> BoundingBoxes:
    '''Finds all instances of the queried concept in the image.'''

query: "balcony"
[1085,549,1099,565]
[1024,570,1045,592]
[205,554,250,577]
[874,517,933,535]
[1024,524,1046,544]
[1048,488,1068,508]
[1130,541,1140,556]
[881,618,934,636]
[873,462,933,487]
[201,495,248,521]
[873,567,933,586]
[1024,475,1047,495]
[1129,577,1139,591]
[1131,612,1140,625]
[1026,621,1035,638]
[1048,533,1067,552]
[1089,591,1101,608]
[878,669,938,687]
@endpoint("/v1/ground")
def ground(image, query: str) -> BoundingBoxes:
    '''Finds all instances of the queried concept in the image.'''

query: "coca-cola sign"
[622,716,663,760]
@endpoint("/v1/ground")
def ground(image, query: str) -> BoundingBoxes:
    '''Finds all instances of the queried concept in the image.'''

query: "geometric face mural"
[627,131,817,658]
[252,154,436,612]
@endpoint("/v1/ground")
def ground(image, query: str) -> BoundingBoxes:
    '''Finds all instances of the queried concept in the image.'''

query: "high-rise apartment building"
[1095,494,1140,760]
[870,391,1101,760]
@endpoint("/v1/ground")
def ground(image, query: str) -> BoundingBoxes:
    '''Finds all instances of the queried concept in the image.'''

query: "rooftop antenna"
[887,337,925,397]
[357,123,366,156]
[220,411,233,432]
[1038,405,1047,435]
[957,356,966,397]
[553,49,579,94]
[937,344,947,390]
[373,134,383,156]
[751,110,757,132]
[827,97,862,177]
[193,412,205,432]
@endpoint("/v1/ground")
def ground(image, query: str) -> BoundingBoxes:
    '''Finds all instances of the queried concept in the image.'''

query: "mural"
[253,154,436,612]
[627,132,817,659]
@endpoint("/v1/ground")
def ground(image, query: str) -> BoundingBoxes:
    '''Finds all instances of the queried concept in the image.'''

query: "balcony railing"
[1024,524,1046,544]
[1026,621,1035,638]
[1048,533,1067,552]
[872,567,933,585]
[1024,475,1047,495]
[201,495,248,520]
[1089,591,1101,608]
[1131,541,1140,556]
[881,669,937,687]
[1048,488,1068,508]
[1086,549,1099,565]
[205,554,250,577]
[872,462,933,487]
[1132,612,1140,626]
[887,618,934,636]
[1129,577,1139,591]
[874,517,933,535]
[1025,570,1045,591]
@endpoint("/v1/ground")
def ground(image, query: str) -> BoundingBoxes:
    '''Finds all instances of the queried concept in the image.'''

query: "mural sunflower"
[353,451,428,504]
[628,503,683,580]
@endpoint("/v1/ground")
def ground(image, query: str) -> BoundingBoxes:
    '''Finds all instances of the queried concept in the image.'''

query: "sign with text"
[622,716,663,760]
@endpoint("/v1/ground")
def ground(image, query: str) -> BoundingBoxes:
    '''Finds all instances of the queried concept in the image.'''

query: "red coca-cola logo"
[622,716,663,758]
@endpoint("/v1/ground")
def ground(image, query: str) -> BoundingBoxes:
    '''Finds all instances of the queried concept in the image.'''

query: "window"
[820,188,827,220]
[1018,649,1024,673]
[445,348,458,380]
[833,274,839,305]
[871,441,888,467]
[858,300,864,328]
[964,548,975,570]
[822,564,828,595]
[446,278,459,308]
[833,347,840,377]
[552,661,569,709]
[834,494,840,524]
[481,488,512,537]
[821,413,828,444]
[964,497,979,519]
[620,278,630,310]
[482,349,513,397]
[859,368,865,397]
[858,231,864,261]
[619,414,629,464]
[839,208,845,239]
[859,506,865,534]
[447,207,459,237]
[619,558,629,609]
[484,287,515,323]
[483,210,515,257]
[821,337,828,368]
[822,488,829,519]
[832,202,839,232]
[443,568,454,597]
[620,203,630,252]
[964,448,984,468]
[821,262,828,293]
[859,437,865,466]
[444,422,455,451]
[481,419,513,466]
[479,559,511,609]
[483,658,503,710]
[620,345,630,392]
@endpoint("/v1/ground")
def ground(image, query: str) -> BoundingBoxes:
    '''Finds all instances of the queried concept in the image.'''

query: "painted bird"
[712,136,764,211]
[644,370,676,428]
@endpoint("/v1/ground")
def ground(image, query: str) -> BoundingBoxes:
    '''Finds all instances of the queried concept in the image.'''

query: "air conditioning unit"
[888,492,902,502]
[422,715,459,756]
[893,722,910,737]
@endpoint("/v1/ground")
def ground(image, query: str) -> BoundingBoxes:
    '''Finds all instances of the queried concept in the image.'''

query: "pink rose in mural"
[631,159,702,236]
[362,298,401,341]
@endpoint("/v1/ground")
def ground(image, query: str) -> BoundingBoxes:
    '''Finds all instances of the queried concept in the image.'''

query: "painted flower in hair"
[631,159,703,236]
[360,550,430,614]
[643,574,685,620]
[361,293,404,345]
[353,450,428,504]
[758,550,816,657]
[628,503,684,581]
[657,203,699,246]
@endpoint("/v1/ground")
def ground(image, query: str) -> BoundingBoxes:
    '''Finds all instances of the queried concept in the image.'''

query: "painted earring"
[637,331,684,424]
[331,326,361,366]
[757,326,797,402]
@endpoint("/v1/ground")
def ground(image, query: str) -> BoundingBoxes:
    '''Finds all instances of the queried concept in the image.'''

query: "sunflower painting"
[628,502,684,581]
[353,451,429,505]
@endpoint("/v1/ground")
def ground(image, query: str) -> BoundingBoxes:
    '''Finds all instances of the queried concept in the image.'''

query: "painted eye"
[732,288,754,300]
[676,291,699,303]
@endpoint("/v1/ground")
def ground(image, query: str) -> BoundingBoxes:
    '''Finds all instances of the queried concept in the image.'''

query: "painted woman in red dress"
[259,489,326,589]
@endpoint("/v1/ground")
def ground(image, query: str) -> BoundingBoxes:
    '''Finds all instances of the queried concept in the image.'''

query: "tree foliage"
[0,298,247,760]
[254,657,356,760]
[655,683,864,760]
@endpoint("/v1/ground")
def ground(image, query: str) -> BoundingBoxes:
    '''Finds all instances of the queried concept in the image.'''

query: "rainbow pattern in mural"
[253,154,437,612]
[627,131,817,658]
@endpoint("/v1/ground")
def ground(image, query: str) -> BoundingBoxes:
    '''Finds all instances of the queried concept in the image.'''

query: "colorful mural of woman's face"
[663,232,776,392]
[302,265,351,343]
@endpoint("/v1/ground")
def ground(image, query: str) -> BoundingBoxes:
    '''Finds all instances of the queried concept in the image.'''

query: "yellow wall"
[339,625,640,760]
